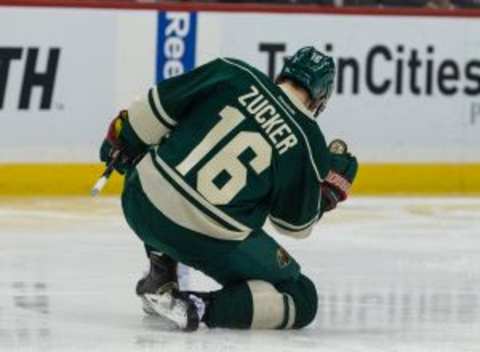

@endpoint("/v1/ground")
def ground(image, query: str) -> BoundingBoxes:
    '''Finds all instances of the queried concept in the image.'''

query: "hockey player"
[100,47,358,331]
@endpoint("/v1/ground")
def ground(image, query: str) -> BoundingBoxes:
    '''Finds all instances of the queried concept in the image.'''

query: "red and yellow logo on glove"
[325,171,352,195]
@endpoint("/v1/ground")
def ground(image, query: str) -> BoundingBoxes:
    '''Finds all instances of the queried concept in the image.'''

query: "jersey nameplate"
[238,85,298,155]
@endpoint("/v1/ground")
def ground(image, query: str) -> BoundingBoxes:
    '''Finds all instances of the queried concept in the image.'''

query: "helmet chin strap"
[313,103,326,118]
[308,95,328,118]
[310,85,333,118]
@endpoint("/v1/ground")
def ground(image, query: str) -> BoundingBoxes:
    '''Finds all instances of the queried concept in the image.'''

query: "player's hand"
[100,110,139,175]
[321,144,358,212]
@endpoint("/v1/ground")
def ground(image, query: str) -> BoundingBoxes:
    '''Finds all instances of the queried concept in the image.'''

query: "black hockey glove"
[321,142,358,212]
[100,110,145,174]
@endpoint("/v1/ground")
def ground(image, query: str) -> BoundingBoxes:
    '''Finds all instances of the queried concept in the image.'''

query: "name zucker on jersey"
[238,85,298,155]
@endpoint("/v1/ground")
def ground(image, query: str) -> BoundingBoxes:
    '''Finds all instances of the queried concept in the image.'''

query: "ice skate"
[136,253,178,315]
[142,289,200,332]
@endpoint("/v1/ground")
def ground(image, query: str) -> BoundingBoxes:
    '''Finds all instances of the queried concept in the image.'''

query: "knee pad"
[275,274,318,329]
[246,280,296,329]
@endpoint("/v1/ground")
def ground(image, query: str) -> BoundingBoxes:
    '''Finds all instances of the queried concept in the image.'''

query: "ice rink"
[0,196,479,352]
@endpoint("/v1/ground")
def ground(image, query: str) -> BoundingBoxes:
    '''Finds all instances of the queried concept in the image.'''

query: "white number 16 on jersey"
[176,106,272,205]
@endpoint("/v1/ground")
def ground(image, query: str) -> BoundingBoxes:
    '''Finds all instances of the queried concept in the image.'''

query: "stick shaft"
[91,176,108,197]
[91,149,123,197]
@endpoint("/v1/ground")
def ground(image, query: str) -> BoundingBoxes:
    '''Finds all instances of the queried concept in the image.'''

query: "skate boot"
[136,253,178,295]
[142,289,200,332]
[136,253,178,315]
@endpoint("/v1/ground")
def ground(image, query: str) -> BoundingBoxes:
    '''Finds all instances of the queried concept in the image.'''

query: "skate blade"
[142,293,188,330]
[141,296,158,316]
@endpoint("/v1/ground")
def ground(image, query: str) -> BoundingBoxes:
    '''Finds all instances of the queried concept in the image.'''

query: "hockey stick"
[91,149,123,197]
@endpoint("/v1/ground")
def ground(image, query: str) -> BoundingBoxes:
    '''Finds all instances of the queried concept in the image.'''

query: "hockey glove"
[321,152,358,212]
[100,110,144,174]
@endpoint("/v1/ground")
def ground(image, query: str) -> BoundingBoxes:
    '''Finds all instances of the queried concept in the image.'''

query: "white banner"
[0,7,155,162]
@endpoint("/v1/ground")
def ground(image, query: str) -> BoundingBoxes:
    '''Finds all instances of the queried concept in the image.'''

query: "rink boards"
[0,4,479,195]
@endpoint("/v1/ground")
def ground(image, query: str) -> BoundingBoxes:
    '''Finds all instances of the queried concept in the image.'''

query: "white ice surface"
[0,197,479,352]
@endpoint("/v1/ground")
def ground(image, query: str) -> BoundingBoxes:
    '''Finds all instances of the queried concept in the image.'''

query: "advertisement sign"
[0,7,117,162]
[1,6,479,167]
[156,11,197,82]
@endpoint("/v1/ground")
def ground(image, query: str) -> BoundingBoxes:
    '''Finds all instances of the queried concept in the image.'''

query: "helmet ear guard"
[278,47,336,117]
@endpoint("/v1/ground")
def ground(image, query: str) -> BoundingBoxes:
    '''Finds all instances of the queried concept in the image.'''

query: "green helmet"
[278,47,336,117]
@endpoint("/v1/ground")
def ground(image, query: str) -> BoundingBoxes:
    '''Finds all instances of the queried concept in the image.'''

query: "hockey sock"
[203,280,295,329]
[203,282,252,329]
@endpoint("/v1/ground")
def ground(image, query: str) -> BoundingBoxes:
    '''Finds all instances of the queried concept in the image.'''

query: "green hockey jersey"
[125,58,331,241]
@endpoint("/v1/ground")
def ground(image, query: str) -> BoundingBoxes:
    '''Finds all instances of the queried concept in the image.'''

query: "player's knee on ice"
[204,275,317,329]
[275,274,318,329]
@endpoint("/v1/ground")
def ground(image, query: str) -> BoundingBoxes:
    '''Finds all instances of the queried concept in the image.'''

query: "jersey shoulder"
[218,57,278,92]
[189,58,240,88]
